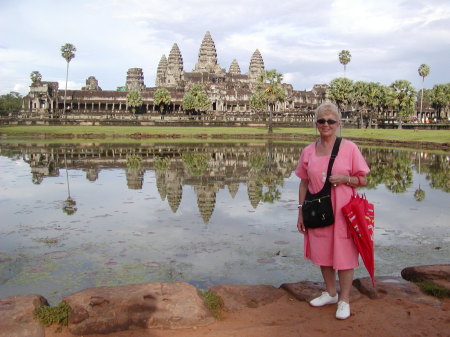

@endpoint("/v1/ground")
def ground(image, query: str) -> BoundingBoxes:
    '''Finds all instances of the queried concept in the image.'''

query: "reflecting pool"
[0,141,448,304]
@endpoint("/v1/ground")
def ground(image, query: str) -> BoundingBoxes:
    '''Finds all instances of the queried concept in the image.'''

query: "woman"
[295,102,369,320]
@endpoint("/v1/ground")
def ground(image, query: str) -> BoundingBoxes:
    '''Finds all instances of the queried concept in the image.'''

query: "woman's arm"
[297,179,309,234]
[329,174,367,187]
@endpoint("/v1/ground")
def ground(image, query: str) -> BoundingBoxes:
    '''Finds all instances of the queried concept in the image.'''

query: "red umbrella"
[342,193,375,287]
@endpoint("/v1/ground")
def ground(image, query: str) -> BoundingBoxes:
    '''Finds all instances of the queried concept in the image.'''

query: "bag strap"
[326,137,341,179]
[321,137,342,192]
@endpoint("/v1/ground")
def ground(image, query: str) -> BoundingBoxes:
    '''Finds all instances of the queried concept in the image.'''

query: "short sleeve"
[294,144,313,180]
[350,143,370,176]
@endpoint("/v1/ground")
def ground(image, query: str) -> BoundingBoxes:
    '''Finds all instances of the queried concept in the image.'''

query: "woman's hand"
[329,174,349,186]
[297,211,307,234]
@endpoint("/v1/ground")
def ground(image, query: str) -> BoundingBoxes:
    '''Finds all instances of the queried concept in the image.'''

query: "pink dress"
[295,139,370,270]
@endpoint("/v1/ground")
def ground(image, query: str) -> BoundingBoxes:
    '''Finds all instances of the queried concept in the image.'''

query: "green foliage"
[182,85,211,113]
[30,71,42,83]
[126,90,143,113]
[0,91,22,115]
[364,149,413,192]
[154,88,172,113]
[389,80,416,123]
[255,69,286,106]
[61,43,76,63]
[339,50,351,66]
[327,77,353,109]
[415,282,450,298]
[425,155,450,192]
[182,153,210,176]
[253,69,286,133]
[418,64,430,79]
[255,171,283,203]
[34,302,71,327]
[126,154,142,169]
[427,83,450,119]
[249,155,265,171]
[154,156,170,171]
[249,89,267,112]
[200,290,224,319]
[339,50,351,76]
[414,188,425,202]
[62,197,77,215]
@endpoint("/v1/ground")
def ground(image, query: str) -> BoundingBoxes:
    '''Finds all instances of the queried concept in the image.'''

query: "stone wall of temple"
[21,31,328,117]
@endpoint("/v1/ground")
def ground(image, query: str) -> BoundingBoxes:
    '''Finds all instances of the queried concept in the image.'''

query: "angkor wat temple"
[22,31,326,118]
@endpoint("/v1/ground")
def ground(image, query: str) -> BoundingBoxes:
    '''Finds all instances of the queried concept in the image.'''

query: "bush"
[200,290,224,319]
[34,301,71,327]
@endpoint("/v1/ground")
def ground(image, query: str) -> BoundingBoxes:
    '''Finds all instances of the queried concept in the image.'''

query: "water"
[0,141,448,304]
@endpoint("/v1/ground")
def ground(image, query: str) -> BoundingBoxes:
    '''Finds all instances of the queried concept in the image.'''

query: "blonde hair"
[315,102,341,121]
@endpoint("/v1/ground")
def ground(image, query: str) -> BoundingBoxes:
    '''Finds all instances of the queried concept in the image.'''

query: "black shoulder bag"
[302,137,341,229]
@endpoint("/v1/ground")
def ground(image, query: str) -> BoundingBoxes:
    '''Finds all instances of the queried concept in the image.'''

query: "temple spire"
[155,54,168,87]
[229,59,241,74]
[166,43,184,87]
[194,31,224,74]
[249,49,265,81]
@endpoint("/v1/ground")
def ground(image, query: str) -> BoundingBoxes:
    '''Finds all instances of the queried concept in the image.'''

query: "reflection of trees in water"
[126,154,145,189]
[363,148,449,196]
[63,152,77,215]
[425,155,450,193]
[182,153,210,176]
[364,148,413,193]
[7,142,449,223]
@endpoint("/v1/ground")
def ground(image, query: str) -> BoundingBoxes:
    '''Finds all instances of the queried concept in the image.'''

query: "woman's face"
[316,112,339,137]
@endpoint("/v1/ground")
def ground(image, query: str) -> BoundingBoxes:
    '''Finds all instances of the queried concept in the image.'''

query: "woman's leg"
[337,269,354,303]
[320,266,337,296]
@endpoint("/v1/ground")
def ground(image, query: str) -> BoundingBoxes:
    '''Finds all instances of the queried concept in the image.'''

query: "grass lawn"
[0,125,449,144]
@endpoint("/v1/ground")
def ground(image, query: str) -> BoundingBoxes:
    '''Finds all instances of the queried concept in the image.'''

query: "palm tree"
[389,80,416,129]
[182,85,211,114]
[30,71,42,84]
[353,81,370,128]
[327,77,353,113]
[418,64,430,121]
[254,69,286,133]
[60,43,76,114]
[154,88,172,115]
[339,50,351,77]
[126,90,143,113]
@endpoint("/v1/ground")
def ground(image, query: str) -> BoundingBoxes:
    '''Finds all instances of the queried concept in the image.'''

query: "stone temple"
[22,31,327,116]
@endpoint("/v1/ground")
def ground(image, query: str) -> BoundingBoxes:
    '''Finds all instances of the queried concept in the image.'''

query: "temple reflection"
[3,142,448,222]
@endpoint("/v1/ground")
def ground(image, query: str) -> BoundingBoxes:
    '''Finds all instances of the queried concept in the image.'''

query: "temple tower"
[194,31,224,74]
[82,76,102,91]
[229,59,241,74]
[155,55,168,87]
[125,68,145,92]
[249,49,265,82]
[166,43,184,87]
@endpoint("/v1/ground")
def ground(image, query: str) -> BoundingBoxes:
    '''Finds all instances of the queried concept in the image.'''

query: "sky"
[0,0,449,96]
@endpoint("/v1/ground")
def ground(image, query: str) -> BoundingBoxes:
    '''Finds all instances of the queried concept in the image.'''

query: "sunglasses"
[316,119,338,125]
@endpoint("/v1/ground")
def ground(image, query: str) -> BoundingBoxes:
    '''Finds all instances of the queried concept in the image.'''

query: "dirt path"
[46,294,450,337]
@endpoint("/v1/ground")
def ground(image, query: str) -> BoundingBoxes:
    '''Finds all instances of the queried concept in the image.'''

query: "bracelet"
[298,204,303,209]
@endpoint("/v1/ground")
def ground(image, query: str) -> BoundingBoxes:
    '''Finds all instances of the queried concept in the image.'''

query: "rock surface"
[64,282,214,335]
[2,266,450,337]
[280,280,362,303]
[0,294,48,337]
[210,284,285,311]
[401,264,450,291]
[353,276,442,306]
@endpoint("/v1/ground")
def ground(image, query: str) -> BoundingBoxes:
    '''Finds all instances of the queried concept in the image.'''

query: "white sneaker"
[336,301,350,320]
[309,291,338,307]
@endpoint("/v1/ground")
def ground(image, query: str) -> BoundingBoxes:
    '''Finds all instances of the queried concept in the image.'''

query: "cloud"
[0,0,449,96]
